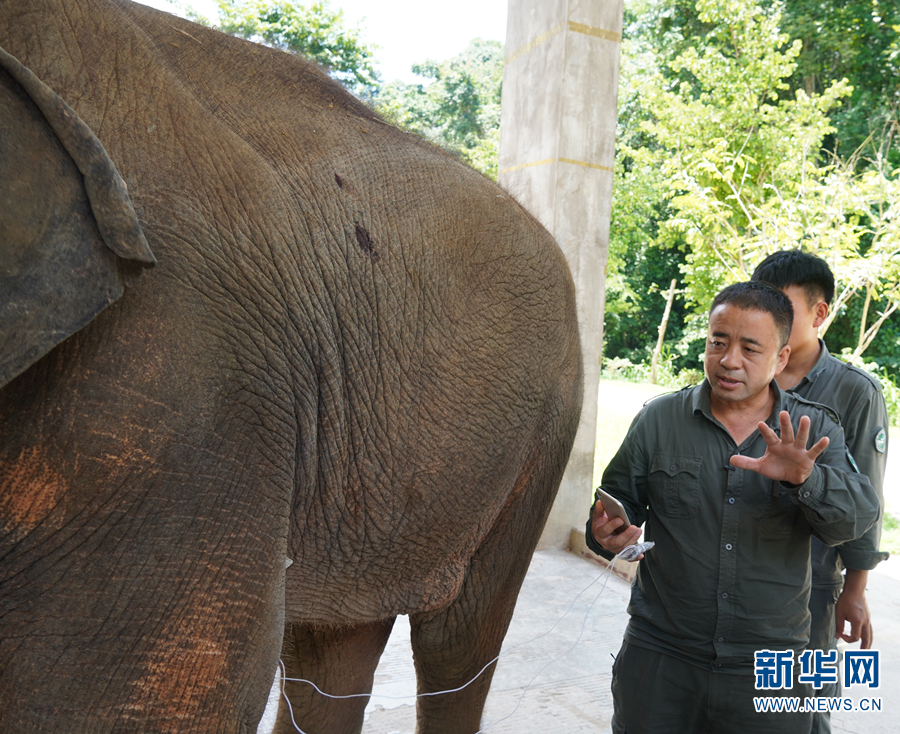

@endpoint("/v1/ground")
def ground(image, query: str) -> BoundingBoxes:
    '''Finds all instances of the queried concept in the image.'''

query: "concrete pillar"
[499,0,623,548]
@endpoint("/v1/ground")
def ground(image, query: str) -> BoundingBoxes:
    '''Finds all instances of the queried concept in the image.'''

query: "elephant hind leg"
[273,618,395,734]
[408,422,574,734]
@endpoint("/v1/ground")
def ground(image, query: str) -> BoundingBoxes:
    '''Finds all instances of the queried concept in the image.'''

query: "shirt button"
[725,544,733,550]
[803,491,811,498]
[718,637,725,642]
[722,592,728,599]
[670,464,676,471]
[728,497,735,504]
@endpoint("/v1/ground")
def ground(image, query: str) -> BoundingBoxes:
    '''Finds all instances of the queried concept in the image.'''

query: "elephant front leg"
[274,618,395,734]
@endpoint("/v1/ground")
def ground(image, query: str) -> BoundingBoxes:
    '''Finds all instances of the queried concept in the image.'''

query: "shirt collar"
[693,380,712,417]
[767,379,789,427]
[694,378,787,430]
[795,338,830,387]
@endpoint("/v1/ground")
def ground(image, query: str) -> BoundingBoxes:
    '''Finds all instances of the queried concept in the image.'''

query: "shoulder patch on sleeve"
[875,428,887,454]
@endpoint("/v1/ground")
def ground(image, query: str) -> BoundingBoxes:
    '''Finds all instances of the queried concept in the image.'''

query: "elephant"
[0,1,583,733]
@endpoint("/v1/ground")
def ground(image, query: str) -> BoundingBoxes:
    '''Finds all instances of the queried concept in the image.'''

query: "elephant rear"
[276,120,584,734]
[279,139,584,624]
[0,2,584,733]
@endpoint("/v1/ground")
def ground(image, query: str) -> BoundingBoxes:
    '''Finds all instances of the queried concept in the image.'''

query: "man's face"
[782,284,826,352]
[705,303,790,406]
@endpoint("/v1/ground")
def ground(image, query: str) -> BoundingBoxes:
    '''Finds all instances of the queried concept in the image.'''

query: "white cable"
[474,552,624,733]
[277,548,631,732]
[279,659,308,734]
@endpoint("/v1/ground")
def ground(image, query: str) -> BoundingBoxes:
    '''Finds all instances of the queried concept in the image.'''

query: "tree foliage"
[619,0,900,158]
[779,0,900,157]
[602,2,690,366]
[606,0,900,372]
[192,1,380,98]
[185,3,501,177]
[376,40,503,179]
[644,0,851,304]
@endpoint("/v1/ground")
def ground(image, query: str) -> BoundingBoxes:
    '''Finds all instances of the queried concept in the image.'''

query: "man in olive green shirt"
[753,250,889,734]
[586,282,878,733]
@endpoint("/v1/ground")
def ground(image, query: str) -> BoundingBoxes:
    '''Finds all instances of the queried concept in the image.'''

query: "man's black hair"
[750,249,835,306]
[710,281,794,348]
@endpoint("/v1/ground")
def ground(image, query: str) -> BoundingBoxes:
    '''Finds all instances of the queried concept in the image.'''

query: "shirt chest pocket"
[761,482,801,520]
[650,453,703,519]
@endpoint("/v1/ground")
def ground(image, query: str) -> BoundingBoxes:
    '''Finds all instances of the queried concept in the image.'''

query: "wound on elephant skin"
[355,222,380,262]
[334,173,343,188]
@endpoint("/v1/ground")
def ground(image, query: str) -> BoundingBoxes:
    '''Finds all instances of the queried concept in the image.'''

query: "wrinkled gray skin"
[0,1,583,732]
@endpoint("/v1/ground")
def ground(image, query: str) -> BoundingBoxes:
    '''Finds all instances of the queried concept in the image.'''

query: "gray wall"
[499,0,623,548]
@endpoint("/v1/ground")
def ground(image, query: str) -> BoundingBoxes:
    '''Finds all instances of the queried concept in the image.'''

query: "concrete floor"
[358,546,900,734]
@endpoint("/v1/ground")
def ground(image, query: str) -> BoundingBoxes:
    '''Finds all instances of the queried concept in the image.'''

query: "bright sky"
[135,1,509,83]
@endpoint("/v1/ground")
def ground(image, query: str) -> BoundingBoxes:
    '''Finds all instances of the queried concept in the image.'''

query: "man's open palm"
[730,411,830,485]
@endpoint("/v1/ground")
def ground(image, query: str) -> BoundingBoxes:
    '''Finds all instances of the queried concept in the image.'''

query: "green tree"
[643,0,850,304]
[376,39,503,179]
[604,0,694,368]
[187,1,380,99]
[779,0,900,158]
[606,0,900,370]
[811,129,900,364]
[623,0,900,157]
[648,0,900,358]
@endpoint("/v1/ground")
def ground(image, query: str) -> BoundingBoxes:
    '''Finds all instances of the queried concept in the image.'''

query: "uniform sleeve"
[786,415,880,548]
[835,384,890,569]
[585,410,651,559]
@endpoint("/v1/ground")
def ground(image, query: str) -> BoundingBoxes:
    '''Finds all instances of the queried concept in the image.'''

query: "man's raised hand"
[729,410,830,485]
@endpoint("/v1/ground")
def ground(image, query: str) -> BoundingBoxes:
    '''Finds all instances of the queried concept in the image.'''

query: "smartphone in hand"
[594,488,630,527]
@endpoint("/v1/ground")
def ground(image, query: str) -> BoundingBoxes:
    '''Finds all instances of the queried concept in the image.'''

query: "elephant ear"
[0,46,155,388]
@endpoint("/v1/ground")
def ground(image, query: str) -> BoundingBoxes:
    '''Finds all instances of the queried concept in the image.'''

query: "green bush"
[601,354,702,390]
[880,512,900,556]
[602,351,898,427]
[874,370,900,428]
